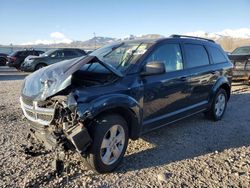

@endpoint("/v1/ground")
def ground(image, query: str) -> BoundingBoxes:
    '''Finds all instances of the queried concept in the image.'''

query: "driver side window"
[51,50,64,58]
[146,43,183,72]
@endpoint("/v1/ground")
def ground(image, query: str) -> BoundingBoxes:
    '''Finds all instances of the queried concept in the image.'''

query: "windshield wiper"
[103,42,125,58]
[116,43,143,70]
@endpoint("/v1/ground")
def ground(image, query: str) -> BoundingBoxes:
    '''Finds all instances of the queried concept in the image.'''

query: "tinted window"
[20,51,29,57]
[184,44,209,68]
[10,51,19,56]
[64,50,77,57]
[145,43,183,72]
[51,50,64,58]
[208,46,227,64]
[76,49,86,55]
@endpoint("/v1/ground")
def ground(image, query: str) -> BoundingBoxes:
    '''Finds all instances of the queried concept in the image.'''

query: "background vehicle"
[228,46,250,84]
[0,53,8,66]
[6,49,44,69]
[20,35,233,173]
[20,48,86,71]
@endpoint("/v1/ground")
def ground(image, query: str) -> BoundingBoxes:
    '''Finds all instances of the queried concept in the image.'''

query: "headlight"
[24,59,34,65]
[67,93,77,112]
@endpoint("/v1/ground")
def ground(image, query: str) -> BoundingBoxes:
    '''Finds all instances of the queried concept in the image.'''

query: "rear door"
[63,49,79,59]
[142,42,191,131]
[182,43,214,107]
[18,51,30,65]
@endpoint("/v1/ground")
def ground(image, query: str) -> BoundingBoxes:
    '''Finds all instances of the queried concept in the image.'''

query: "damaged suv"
[20,35,233,173]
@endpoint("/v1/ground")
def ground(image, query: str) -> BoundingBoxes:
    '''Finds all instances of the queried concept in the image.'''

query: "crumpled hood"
[22,55,103,101]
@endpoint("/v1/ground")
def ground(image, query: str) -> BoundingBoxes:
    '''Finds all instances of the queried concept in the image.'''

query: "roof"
[120,34,216,45]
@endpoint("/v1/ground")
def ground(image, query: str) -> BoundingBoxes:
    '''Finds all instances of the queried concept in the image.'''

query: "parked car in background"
[85,50,94,54]
[20,48,87,72]
[20,35,233,173]
[228,46,250,84]
[0,53,8,66]
[6,49,44,69]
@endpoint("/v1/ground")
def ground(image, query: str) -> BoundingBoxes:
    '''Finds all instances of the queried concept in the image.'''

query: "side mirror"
[141,61,165,76]
[51,54,56,58]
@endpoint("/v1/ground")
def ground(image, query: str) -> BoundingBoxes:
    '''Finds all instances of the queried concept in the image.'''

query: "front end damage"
[20,94,93,174]
[20,95,92,154]
[19,55,119,174]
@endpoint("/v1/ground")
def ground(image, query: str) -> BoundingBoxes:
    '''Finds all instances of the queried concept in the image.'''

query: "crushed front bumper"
[20,96,92,154]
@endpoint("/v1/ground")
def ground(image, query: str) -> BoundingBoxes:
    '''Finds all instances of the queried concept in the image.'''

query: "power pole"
[93,32,96,50]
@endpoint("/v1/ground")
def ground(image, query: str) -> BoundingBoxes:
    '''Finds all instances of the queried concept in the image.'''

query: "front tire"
[85,114,128,173]
[205,88,228,121]
[35,63,46,71]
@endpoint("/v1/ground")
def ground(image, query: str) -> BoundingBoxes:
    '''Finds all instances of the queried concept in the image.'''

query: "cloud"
[50,32,65,39]
[22,32,72,45]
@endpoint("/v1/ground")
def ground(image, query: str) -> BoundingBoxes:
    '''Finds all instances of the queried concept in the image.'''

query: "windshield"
[9,51,18,56]
[40,49,57,57]
[232,47,250,55]
[90,42,150,73]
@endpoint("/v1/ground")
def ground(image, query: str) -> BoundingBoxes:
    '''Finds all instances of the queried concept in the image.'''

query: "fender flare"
[77,94,143,139]
[208,76,231,104]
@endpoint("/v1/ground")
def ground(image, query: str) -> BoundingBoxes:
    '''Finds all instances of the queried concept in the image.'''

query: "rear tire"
[205,88,228,121]
[84,114,128,173]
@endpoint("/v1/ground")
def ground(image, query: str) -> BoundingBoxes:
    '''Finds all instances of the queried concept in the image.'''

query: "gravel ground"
[0,80,249,187]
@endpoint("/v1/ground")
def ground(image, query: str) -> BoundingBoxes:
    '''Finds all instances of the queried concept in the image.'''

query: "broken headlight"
[67,93,77,112]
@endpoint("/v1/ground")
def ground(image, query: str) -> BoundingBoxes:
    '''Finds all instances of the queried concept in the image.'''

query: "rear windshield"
[9,51,19,56]
[232,47,250,55]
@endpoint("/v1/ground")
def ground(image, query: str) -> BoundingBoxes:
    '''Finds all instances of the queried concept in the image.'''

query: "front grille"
[20,97,55,125]
[21,96,33,106]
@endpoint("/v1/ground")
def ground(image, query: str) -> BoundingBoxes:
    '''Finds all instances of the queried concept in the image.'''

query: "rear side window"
[64,50,78,57]
[207,46,227,64]
[20,51,29,57]
[184,44,210,68]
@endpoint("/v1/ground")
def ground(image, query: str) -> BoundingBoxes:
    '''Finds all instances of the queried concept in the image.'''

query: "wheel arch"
[35,62,47,70]
[77,94,143,140]
[209,76,231,103]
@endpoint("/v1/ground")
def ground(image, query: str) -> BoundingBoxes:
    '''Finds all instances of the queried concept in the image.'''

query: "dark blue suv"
[20,35,233,173]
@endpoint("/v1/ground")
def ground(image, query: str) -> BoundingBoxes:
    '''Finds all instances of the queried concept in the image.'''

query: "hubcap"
[215,93,226,117]
[100,124,125,165]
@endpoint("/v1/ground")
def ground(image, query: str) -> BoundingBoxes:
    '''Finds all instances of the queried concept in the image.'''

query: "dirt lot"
[0,79,250,187]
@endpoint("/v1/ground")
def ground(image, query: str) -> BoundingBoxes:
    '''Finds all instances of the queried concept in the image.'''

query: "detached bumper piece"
[66,124,92,155]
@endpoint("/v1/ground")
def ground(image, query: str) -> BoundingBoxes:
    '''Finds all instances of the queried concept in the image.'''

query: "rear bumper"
[233,70,250,80]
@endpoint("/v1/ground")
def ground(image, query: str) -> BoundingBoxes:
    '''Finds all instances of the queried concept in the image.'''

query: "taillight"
[9,56,16,62]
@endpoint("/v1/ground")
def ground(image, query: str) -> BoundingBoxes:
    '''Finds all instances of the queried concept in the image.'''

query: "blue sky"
[1,0,250,45]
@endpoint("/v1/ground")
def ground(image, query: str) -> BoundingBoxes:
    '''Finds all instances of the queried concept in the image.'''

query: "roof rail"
[170,34,215,43]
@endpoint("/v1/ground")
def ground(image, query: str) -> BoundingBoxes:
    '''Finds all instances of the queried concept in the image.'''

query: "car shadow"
[117,91,250,172]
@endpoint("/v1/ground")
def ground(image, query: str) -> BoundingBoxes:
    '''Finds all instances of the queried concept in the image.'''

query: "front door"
[141,42,190,132]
